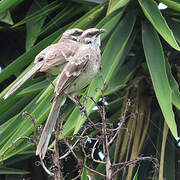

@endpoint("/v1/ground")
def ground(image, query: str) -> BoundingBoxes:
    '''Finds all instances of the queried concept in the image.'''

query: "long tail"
[3,62,43,99]
[36,95,66,159]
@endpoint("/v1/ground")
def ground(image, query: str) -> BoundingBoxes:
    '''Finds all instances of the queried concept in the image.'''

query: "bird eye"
[72,37,78,41]
[87,41,92,44]
[38,57,44,62]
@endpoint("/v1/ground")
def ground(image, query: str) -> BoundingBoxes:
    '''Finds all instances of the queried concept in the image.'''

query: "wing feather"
[53,54,89,99]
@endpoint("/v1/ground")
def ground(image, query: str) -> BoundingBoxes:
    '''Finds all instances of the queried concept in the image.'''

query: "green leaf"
[18,80,49,97]
[165,61,180,110]
[25,0,47,51]
[105,57,139,95]
[108,0,130,15]
[0,94,38,124]
[0,25,69,84]
[71,11,137,134]
[3,150,34,166]
[0,167,30,174]
[0,92,51,161]
[167,18,180,43]
[159,0,180,12]
[105,29,138,95]
[40,5,85,37]
[142,21,178,139]
[97,7,125,40]
[13,0,62,28]
[0,10,13,25]
[81,167,88,180]
[133,168,139,180]
[69,2,107,29]
[0,0,24,14]
[138,0,180,51]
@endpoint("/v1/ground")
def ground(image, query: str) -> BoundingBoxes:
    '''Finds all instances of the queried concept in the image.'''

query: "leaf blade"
[142,21,178,139]
[138,0,180,51]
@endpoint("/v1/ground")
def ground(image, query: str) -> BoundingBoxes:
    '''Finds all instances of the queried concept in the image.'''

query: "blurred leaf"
[0,10,13,25]
[0,25,69,84]
[168,18,180,43]
[0,94,42,150]
[69,2,107,29]
[18,80,49,97]
[13,0,62,28]
[26,0,47,51]
[0,0,24,14]
[0,92,51,161]
[0,167,30,174]
[159,0,180,12]
[81,167,88,180]
[105,29,138,95]
[97,7,125,40]
[105,58,138,95]
[165,60,180,110]
[3,151,34,166]
[40,5,85,37]
[107,0,130,15]
[0,94,38,124]
[72,0,106,5]
[133,168,139,180]
[138,0,180,51]
[142,21,178,139]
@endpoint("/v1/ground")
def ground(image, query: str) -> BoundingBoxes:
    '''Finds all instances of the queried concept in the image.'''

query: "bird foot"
[66,93,87,117]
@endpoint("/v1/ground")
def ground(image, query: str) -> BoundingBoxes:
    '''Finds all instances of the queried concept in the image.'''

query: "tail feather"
[3,62,43,99]
[36,95,66,159]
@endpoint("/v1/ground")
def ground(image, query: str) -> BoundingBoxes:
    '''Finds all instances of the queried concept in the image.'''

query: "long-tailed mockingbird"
[36,28,106,159]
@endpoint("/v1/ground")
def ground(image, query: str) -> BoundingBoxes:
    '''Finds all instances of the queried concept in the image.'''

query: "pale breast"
[67,49,101,94]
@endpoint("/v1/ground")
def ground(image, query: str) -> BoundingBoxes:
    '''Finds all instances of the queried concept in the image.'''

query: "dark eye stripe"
[73,31,83,36]
[86,31,98,37]
[38,57,44,62]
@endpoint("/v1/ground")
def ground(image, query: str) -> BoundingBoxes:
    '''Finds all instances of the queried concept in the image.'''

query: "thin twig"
[112,156,159,177]
[84,164,106,178]
[22,111,38,144]
[91,139,105,164]
[53,120,63,180]
[59,127,89,160]
[40,157,54,176]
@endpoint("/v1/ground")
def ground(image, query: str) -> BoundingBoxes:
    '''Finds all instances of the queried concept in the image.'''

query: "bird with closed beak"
[36,28,106,159]
[3,28,83,99]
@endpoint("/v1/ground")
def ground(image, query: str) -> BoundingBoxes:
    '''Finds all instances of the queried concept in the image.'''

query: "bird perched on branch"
[3,28,83,99]
[36,28,106,159]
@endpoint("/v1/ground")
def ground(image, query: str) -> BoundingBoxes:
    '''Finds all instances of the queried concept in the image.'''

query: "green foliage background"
[0,0,179,179]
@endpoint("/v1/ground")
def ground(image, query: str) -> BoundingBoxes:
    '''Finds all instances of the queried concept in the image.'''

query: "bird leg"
[66,93,87,117]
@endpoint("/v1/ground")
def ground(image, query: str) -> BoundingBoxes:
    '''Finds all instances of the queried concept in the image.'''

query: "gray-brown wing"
[39,42,78,72]
[54,54,89,99]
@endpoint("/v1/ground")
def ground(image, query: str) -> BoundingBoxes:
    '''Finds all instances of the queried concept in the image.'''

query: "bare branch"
[91,139,105,164]
[39,157,54,176]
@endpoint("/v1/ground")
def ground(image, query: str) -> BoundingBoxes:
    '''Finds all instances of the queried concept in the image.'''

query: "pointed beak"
[98,29,106,34]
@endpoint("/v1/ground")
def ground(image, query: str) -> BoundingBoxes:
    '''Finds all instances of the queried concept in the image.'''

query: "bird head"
[60,28,83,42]
[80,28,106,51]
